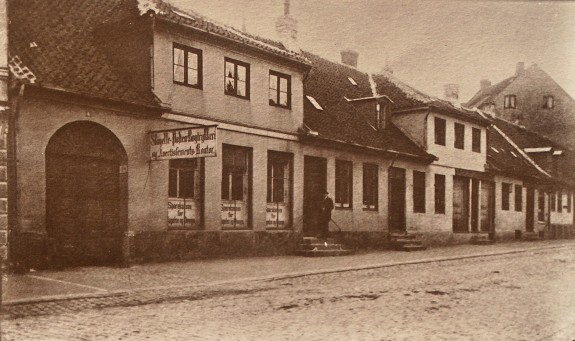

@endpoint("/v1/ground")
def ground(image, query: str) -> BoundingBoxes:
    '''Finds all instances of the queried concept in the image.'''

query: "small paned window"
[472,128,481,153]
[224,57,250,99]
[169,159,199,199]
[221,146,250,201]
[267,152,292,203]
[514,184,522,212]
[543,95,554,109]
[335,160,353,208]
[454,123,465,150]
[558,192,563,213]
[413,171,426,213]
[434,174,446,214]
[269,71,291,108]
[362,163,378,210]
[173,44,202,88]
[502,183,511,211]
[551,192,556,211]
[434,117,446,146]
[504,95,516,109]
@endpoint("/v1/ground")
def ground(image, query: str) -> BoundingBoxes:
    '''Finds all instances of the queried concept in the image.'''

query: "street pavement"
[1,241,575,340]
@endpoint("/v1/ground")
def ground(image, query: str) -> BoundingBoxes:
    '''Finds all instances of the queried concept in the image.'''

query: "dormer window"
[269,71,291,109]
[224,57,250,99]
[504,95,516,109]
[543,95,554,109]
[173,44,203,89]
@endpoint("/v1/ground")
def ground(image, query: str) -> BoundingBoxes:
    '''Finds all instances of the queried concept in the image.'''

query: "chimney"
[341,49,359,68]
[515,62,525,76]
[275,0,299,52]
[444,83,459,101]
[480,79,491,90]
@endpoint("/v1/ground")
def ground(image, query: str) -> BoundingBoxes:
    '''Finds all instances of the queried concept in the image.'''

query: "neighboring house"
[466,62,575,150]
[373,73,494,244]
[487,115,575,236]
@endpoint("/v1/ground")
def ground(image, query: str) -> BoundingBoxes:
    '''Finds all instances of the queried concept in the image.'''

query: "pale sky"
[168,0,575,102]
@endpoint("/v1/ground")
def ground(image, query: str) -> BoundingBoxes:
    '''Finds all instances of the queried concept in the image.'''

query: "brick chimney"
[444,83,459,101]
[275,0,299,52]
[341,49,359,68]
[480,79,491,90]
[515,62,525,76]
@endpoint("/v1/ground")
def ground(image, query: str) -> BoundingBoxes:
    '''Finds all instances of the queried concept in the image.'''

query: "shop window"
[168,159,202,229]
[504,95,516,109]
[434,117,446,146]
[173,44,202,88]
[558,192,563,213]
[413,171,426,213]
[266,151,293,229]
[221,145,251,229]
[335,160,353,208]
[224,57,250,99]
[269,71,291,108]
[454,123,465,150]
[543,95,554,109]
[514,184,522,212]
[472,127,481,153]
[551,192,556,212]
[434,174,446,214]
[501,183,511,211]
[362,163,378,210]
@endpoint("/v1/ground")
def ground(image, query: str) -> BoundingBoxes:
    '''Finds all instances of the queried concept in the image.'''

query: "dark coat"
[319,195,334,222]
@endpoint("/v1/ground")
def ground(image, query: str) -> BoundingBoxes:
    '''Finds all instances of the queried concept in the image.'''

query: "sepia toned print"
[0,0,574,339]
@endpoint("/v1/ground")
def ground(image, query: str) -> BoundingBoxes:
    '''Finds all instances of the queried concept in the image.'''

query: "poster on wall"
[168,198,198,229]
[221,201,245,229]
[150,125,217,161]
[266,203,288,229]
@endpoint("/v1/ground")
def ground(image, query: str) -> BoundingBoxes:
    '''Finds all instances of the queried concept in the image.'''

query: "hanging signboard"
[150,125,217,161]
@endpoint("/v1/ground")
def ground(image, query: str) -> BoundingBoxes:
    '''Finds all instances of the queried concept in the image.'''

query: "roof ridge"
[373,71,432,104]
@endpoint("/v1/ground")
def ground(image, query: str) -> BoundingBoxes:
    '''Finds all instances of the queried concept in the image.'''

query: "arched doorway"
[45,121,127,266]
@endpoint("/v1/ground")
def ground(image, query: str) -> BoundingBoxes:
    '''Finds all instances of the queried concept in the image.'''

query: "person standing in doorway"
[318,191,334,239]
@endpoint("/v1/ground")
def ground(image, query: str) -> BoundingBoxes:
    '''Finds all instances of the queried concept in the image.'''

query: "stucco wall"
[427,112,487,172]
[392,111,427,148]
[153,26,304,134]
[494,176,525,233]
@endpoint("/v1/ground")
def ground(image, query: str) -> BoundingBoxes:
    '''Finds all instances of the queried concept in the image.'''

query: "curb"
[3,242,573,307]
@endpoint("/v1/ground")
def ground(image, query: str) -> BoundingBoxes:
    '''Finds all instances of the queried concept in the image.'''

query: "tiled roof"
[372,72,488,125]
[139,0,310,65]
[465,76,516,108]
[302,52,434,161]
[491,116,575,186]
[9,0,160,108]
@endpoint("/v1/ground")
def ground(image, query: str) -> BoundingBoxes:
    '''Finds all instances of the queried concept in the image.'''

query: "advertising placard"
[150,125,217,161]
[266,202,288,229]
[168,198,198,229]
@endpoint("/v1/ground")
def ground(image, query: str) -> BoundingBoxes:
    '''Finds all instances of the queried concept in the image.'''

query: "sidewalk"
[3,239,574,306]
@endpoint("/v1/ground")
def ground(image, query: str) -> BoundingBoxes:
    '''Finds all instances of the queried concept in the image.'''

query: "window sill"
[225,92,250,101]
[173,81,202,90]
[269,102,291,110]
[335,206,353,210]
[362,208,378,212]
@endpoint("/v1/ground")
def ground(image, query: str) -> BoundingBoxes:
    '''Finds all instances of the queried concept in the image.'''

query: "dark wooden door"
[470,179,480,232]
[388,167,406,232]
[526,187,535,232]
[480,181,495,232]
[303,156,327,236]
[453,176,469,232]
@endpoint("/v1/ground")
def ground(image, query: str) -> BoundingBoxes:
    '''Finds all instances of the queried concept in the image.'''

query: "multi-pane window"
[434,174,446,214]
[543,95,554,109]
[454,123,465,150]
[267,151,292,229]
[472,127,481,153]
[224,57,250,99]
[221,145,251,229]
[168,159,202,229]
[173,44,202,88]
[269,71,291,108]
[502,183,511,211]
[551,192,556,211]
[434,117,446,146]
[362,163,378,210]
[335,160,353,208]
[504,95,516,109]
[413,171,426,213]
[514,184,522,212]
[558,191,563,213]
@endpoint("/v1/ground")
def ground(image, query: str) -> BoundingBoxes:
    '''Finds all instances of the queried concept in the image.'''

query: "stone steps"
[470,234,495,245]
[296,237,353,257]
[389,232,427,251]
[522,231,543,241]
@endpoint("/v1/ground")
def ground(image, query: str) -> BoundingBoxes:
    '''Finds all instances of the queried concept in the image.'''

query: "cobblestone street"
[3,245,575,340]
